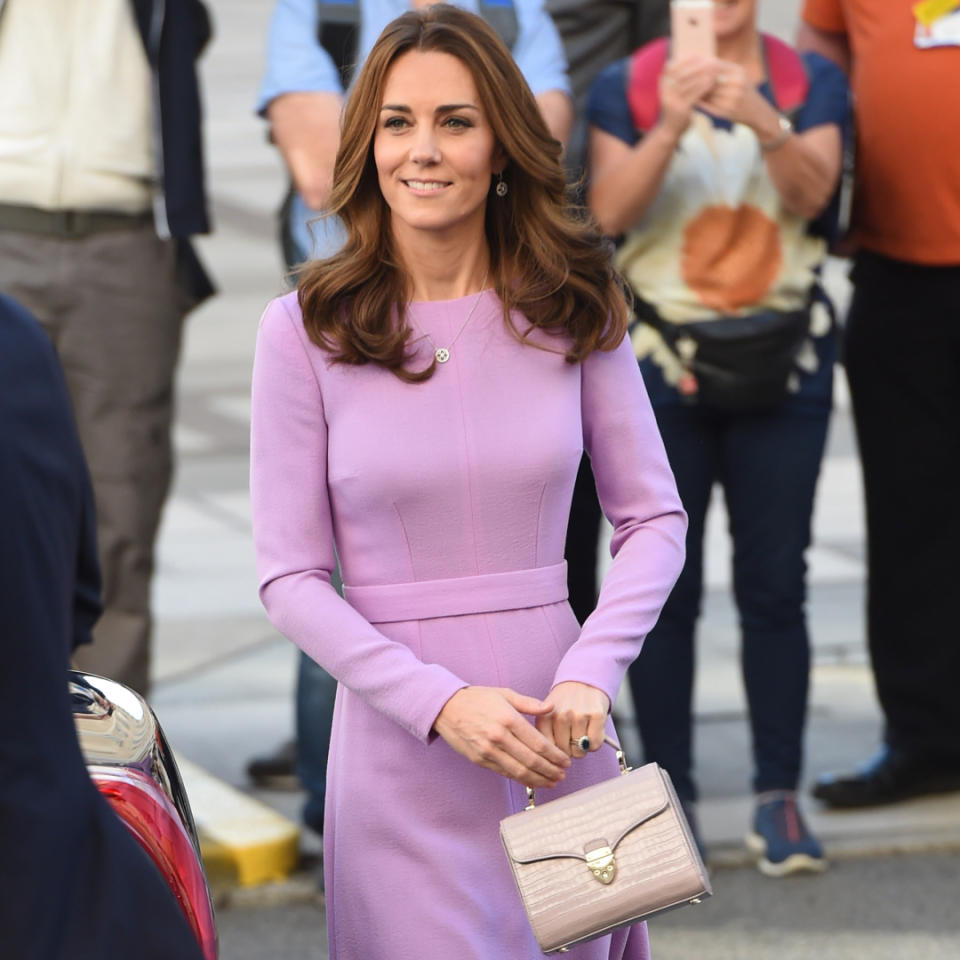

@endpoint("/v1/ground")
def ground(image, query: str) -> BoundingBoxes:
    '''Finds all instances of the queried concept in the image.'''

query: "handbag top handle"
[525,736,630,810]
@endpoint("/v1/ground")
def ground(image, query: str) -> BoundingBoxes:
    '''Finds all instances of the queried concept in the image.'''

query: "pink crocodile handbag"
[499,738,711,954]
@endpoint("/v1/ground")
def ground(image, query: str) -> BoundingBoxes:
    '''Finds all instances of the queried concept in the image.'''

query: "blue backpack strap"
[626,38,669,135]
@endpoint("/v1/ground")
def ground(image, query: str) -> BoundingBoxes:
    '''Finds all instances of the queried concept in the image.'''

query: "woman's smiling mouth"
[403,179,451,194]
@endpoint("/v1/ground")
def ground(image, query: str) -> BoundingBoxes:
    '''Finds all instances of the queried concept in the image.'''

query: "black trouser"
[844,251,960,761]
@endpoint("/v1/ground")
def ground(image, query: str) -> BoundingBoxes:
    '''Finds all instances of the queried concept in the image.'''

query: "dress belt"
[343,562,569,624]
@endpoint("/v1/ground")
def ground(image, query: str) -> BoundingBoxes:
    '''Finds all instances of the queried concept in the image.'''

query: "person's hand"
[536,681,611,758]
[266,91,342,211]
[696,59,767,129]
[433,686,572,789]
[658,54,720,140]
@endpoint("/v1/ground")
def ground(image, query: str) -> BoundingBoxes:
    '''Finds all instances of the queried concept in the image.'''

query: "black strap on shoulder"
[478,0,518,52]
[317,0,360,90]
[316,1,518,90]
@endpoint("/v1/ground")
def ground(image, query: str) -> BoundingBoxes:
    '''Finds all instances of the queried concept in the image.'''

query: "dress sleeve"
[550,334,687,708]
[586,59,640,147]
[250,297,468,743]
[797,51,853,241]
[796,52,851,135]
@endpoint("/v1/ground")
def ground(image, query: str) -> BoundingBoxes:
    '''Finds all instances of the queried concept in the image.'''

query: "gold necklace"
[411,269,490,364]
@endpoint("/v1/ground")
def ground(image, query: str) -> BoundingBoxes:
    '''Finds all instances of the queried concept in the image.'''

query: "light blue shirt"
[258,0,570,112]
[258,0,570,261]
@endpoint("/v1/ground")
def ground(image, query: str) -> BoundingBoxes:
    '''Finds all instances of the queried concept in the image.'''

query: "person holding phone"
[586,0,850,876]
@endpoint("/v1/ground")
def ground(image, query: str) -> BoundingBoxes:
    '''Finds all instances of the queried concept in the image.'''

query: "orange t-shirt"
[802,0,960,264]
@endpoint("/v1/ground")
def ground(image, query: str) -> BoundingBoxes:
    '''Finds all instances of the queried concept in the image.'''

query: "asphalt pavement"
[212,852,960,960]
[146,1,960,956]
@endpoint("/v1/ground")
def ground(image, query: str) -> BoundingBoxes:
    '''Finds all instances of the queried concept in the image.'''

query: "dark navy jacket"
[129,0,212,239]
[0,294,206,960]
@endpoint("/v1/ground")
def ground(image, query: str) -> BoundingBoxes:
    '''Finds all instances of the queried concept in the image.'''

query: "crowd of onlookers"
[243,0,960,878]
[1,0,957,904]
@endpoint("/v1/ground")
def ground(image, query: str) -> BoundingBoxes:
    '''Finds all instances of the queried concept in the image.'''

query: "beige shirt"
[0,0,155,213]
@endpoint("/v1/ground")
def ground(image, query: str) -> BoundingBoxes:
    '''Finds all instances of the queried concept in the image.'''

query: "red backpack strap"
[626,38,670,134]
[762,33,810,115]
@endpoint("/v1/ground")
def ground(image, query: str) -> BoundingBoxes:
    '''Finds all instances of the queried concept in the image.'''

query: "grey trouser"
[0,225,191,695]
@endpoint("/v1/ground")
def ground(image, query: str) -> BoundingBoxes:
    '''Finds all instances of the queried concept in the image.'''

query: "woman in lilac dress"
[250,6,686,958]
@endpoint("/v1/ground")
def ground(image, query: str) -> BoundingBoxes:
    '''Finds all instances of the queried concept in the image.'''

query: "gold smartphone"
[670,0,716,60]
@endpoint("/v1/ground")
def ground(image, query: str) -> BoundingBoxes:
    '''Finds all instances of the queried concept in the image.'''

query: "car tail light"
[89,765,218,960]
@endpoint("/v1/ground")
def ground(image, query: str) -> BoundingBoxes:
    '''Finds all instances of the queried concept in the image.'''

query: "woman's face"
[713,0,757,40]
[374,50,504,243]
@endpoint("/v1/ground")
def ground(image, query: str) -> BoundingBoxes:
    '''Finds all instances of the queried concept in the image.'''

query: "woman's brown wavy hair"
[297,3,628,382]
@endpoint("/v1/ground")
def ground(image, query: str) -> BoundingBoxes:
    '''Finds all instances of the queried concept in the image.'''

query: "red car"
[72,670,219,960]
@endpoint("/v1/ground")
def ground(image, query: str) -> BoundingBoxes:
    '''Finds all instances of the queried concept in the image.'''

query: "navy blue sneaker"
[746,791,827,877]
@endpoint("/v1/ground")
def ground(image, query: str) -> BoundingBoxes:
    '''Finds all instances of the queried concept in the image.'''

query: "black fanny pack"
[634,298,815,413]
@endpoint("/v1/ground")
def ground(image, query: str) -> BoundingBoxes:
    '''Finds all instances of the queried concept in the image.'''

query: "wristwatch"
[759,114,794,152]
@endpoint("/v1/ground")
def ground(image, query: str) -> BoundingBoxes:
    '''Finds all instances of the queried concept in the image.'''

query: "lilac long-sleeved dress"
[250,289,686,960]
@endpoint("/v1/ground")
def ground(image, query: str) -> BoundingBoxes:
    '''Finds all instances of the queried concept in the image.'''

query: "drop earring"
[495,172,508,198]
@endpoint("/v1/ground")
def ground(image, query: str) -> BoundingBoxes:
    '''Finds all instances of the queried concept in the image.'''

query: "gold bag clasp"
[585,844,616,885]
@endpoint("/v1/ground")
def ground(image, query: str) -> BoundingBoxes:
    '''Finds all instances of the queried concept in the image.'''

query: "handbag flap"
[500,763,669,865]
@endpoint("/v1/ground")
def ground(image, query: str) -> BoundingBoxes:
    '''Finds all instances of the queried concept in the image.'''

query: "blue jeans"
[296,651,337,831]
[629,333,833,801]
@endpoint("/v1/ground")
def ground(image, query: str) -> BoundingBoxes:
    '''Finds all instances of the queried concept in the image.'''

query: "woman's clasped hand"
[537,681,612,759]
[250,5,690,954]
[433,681,611,789]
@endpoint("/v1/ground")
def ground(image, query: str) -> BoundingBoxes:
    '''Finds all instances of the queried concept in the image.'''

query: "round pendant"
[435,347,450,364]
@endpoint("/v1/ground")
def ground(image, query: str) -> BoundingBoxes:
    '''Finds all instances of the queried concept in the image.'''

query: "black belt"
[0,203,153,238]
